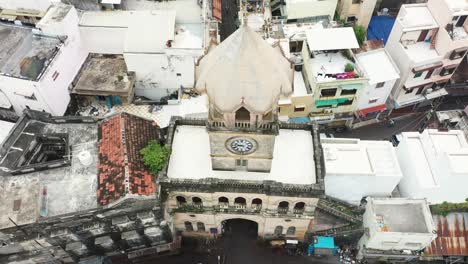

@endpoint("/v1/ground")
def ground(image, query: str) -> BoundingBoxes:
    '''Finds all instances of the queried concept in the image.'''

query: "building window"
[375,82,385,88]
[274,226,283,236]
[252,198,262,210]
[368,98,378,104]
[320,88,337,97]
[197,222,205,232]
[192,197,203,208]
[236,159,248,167]
[293,202,305,214]
[234,197,247,209]
[449,49,467,60]
[347,16,357,22]
[440,67,457,76]
[176,73,181,76]
[294,106,305,112]
[414,72,423,78]
[416,86,425,95]
[218,196,229,204]
[278,201,289,214]
[184,221,193,232]
[176,196,187,207]
[286,226,296,235]
[352,0,360,3]
[340,89,357,96]
[338,99,353,106]
[13,199,21,211]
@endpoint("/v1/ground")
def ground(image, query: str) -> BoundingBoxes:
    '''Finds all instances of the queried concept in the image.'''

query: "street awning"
[315,98,348,106]
[359,104,386,116]
[340,83,364,90]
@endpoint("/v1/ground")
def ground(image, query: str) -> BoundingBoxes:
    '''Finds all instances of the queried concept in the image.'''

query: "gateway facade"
[160,26,324,240]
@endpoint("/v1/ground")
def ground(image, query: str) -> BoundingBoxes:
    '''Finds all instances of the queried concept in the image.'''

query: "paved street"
[157,221,341,264]
[332,112,428,141]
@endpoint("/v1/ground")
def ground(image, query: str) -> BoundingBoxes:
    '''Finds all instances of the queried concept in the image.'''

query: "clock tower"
[195,25,294,172]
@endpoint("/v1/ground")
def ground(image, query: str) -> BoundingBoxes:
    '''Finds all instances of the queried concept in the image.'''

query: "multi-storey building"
[395,129,468,204]
[337,0,377,29]
[0,3,87,116]
[300,27,369,128]
[322,138,403,205]
[357,198,436,261]
[270,0,337,23]
[160,26,324,240]
[354,48,400,124]
[386,0,468,109]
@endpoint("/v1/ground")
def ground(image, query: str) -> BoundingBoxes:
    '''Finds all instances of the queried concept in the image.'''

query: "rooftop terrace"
[398,4,438,29]
[0,111,98,229]
[72,54,135,97]
[369,199,431,234]
[0,23,61,81]
[167,125,317,185]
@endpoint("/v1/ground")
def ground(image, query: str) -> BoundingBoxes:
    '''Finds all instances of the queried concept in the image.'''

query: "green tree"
[140,140,171,174]
[353,25,366,46]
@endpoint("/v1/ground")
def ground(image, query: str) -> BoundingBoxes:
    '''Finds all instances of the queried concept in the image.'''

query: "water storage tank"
[78,151,93,166]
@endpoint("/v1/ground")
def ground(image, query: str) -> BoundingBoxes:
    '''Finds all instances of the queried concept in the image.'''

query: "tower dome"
[195,26,293,114]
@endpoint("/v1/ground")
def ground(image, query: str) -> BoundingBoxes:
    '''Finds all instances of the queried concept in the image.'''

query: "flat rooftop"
[0,23,61,80]
[0,112,98,229]
[322,138,402,178]
[399,5,438,29]
[404,42,441,63]
[306,27,359,51]
[399,129,468,188]
[123,0,203,23]
[370,199,430,233]
[293,71,308,96]
[356,49,399,85]
[72,54,134,96]
[308,51,362,82]
[445,0,468,13]
[167,125,316,184]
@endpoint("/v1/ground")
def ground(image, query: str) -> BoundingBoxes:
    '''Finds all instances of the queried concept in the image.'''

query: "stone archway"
[221,218,258,239]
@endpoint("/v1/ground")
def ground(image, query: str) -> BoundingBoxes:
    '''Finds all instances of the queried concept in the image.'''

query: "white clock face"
[227,137,257,154]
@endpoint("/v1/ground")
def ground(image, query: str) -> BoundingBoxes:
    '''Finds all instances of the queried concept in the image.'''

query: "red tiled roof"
[97,113,161,206]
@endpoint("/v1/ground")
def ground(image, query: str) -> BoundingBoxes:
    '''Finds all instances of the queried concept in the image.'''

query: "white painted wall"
[0,5,87,116]
[0,0,55,11]
[124,52,198,99]
[79,27,127,54]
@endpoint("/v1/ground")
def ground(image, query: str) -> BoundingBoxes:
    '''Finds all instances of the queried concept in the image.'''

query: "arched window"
[218,197,229,203]
[184,221,193,232]
[235,107,250,121]
[197,222,205,232]
[286,226,296,235]
[176,196,186,207]
[252,198,262,210]
[234,197,246,204]
[192,197,203,208]
[274,225,283,236]
[278,201,289,214]
[293,202,305,214]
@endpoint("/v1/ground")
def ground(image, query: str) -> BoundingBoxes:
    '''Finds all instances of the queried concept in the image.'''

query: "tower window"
[235,107,250,121]
[236,159,247,166]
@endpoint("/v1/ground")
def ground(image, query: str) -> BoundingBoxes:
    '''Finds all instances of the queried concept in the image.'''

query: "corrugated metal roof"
[424,213,468,256]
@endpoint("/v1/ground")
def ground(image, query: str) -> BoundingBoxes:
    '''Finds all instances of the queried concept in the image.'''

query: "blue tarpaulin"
[307,236,339,256]
[289,117,310,123]
[367,16,396,45]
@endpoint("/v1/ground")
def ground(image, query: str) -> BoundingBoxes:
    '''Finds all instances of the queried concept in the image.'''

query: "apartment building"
[354,49,400,123]
[337,0,377,29]
[270,0,337,23]
[301,27,368,128]
[386,0,468,109]
[0,4,87,116]
[357,198,436,261]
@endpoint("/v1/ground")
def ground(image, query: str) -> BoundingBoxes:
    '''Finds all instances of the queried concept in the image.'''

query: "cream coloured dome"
[195,26,293,114]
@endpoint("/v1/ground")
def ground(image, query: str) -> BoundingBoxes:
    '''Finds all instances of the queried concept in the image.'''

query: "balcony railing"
[192,203,203,209]
[218,203,229,209]
[251,204,262,211]
[277,207,289,214]
[235,122,251,128]
[293,208,304,215]
[177,202,187,208]
[234,203,247,210]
